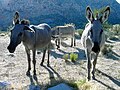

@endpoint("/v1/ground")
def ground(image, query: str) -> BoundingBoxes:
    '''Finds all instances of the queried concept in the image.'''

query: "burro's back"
[58,25,75,38]
[52,24,76,49]
[36,24,51,48]
[23,23,51,49]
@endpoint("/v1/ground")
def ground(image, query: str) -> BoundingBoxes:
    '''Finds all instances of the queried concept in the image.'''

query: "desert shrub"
[109,35,119,41]
[77,29,83,37]
[63,53,78,63]
[105,26,120,41]
[101,22,113,40]
[67,79,86,90]
[67,79,98,90]
[63,54,69,61]
[104,30,112,40]
[101,44,113,55]
[70,53,78,62]
[111,24,120,35]
[103,24,120,41]
[75,79,86,87]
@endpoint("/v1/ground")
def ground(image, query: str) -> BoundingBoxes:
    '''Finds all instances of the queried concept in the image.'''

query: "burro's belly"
[23,36,51,50]
[35,37,51,49]
[35,40,50,49]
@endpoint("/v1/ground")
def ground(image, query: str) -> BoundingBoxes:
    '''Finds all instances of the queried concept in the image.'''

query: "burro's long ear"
[100,6,110,23]
[13,11,20,25]
[86,6,94,22]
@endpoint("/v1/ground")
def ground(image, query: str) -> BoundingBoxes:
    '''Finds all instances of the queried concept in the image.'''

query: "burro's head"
[7,11,32,53]
[86,6,110,53]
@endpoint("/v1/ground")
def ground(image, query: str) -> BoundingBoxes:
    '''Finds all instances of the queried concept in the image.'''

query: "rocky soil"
[0,34,120,90]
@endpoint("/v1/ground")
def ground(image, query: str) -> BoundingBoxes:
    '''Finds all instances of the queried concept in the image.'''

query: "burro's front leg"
[33,50,36,75]
[25,49,31,76]
[85,49,92,81]
[92,52,99,79]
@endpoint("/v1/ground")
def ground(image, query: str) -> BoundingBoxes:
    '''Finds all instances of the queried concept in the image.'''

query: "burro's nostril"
[92,42,100,53]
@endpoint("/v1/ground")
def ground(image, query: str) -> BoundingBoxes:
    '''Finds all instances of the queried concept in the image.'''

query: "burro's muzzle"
[7,43,16,53]
[92,42,100,53]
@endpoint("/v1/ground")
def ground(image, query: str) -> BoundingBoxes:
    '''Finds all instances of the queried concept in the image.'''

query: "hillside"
[0,0,120,30]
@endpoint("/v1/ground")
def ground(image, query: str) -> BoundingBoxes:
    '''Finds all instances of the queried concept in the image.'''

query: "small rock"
[7,53,15,57]
[2,59,5,62]
[48,83,73,90]
[0,81,12,90]
[37,51,41,54]
[29,85,41,90]
[0,33,6,36]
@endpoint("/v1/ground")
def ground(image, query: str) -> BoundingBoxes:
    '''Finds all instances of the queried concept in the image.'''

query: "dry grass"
[101,44,113,56]
[80,81,98,90]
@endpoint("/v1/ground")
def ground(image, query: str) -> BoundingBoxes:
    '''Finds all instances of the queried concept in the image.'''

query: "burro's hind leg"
[32,50,36,75]
[47,49,50,66]
[56,39,60,49]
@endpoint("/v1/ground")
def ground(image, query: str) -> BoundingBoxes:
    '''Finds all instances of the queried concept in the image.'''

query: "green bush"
[63,54,69,61]
[63,53,78,63]
[67,79,86,90]
[70,53,78,62]
[77,29,83,37]
[111,24,120,35]
[101,44,113,55]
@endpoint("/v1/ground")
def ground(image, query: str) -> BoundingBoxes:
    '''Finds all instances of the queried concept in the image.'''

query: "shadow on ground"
[95,69,120,90]
[40,65,79,89]
[27,74,41,90]
[105,50,120,60]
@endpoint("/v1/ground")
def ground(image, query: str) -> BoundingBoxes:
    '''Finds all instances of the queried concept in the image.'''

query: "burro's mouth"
[92,42,100,53]
[8,49,15,53]
[7,46,15,53]
[92,45,100,53]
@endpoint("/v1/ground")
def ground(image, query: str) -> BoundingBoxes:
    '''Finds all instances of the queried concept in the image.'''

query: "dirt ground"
[0,34,120,90]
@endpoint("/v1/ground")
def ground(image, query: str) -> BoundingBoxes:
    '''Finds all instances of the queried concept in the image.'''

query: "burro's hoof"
[26,71,30,76]
[47,64,50,67]
[87,77,91,81]
[92,76,96,80]
[33,70,36,76]
[40,63,43,66]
